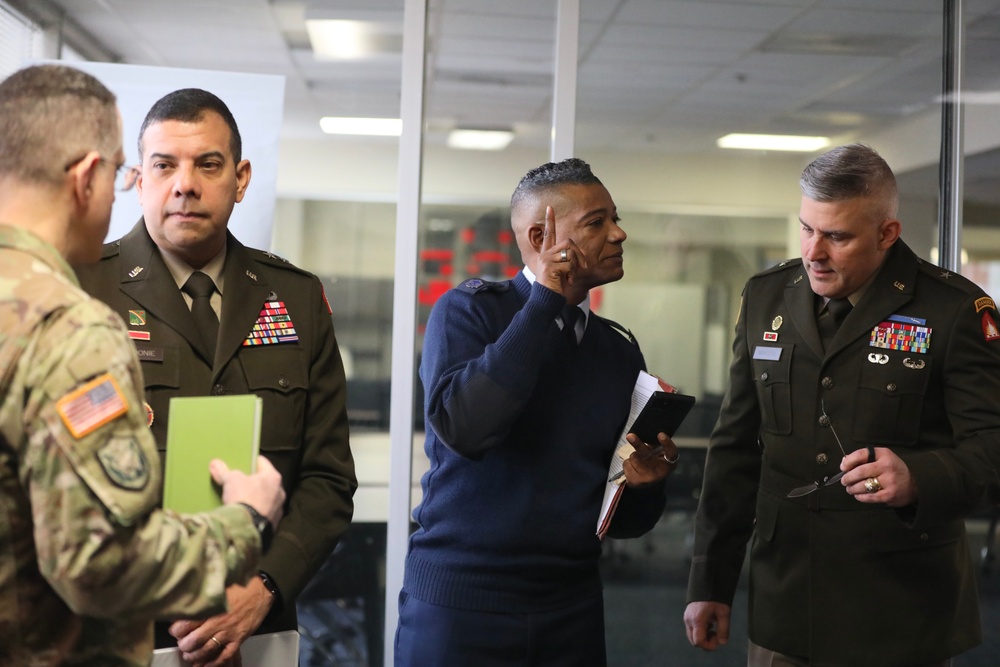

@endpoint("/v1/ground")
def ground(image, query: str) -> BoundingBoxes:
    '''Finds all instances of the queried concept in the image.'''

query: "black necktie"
[561,304,582,346]
[818,297,852,350]
[182,271,219,359]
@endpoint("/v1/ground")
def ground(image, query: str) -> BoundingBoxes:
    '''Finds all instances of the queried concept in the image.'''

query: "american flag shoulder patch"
[56,373,129,439]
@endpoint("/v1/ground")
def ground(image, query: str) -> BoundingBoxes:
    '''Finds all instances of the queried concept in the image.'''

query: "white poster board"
[36,61,284,251]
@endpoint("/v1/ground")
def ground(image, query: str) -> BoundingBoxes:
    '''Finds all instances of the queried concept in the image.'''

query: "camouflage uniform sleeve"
[17,299,261,620]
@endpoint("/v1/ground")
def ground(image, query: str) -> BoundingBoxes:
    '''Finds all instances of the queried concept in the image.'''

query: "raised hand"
[533,205,586,297]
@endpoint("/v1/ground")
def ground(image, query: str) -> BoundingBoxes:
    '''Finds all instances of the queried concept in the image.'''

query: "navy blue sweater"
[405,272,666,613]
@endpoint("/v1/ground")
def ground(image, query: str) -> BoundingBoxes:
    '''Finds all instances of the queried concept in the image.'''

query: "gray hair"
[800,143,898,220]
[0,64,118,185]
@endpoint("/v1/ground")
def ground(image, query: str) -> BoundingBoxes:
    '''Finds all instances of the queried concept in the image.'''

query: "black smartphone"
[627,391,696,445]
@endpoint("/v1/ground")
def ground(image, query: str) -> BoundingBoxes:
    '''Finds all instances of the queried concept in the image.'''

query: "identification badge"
[753,345,782,361]
[134,346,164,362]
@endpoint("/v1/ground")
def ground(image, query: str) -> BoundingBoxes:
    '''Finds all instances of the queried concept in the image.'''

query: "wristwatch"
[259,571,279,598]
[238,502,273,551]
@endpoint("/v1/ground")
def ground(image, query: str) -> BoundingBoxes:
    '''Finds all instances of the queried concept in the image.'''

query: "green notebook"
[162,395,262,514]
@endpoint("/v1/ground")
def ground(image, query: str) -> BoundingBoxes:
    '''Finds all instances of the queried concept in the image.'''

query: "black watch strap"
[259,571,280,598]
[238,502,273,551]
[258,570,283,617]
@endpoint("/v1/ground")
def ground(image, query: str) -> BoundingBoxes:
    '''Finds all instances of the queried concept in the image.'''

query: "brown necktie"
[182,271,219,359]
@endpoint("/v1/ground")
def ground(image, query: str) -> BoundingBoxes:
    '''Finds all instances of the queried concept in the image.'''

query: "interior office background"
[4,1,1000,665]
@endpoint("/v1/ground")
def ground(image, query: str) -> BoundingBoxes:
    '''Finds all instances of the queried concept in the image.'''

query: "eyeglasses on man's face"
[63,153,140,192]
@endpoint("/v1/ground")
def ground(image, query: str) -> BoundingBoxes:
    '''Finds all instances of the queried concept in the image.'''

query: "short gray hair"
[800,143,898,220]
[0,64,118,186]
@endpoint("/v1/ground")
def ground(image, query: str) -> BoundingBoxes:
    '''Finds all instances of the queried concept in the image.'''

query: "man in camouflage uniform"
[0,64,285,666]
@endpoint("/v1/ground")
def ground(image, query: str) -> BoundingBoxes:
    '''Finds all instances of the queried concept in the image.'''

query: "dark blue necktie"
[561,304,582,346]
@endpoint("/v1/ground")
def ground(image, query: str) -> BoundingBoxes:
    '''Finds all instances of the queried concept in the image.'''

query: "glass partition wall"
[228,1,1000,664]
[573,2,949,663]
[280,1,998,664]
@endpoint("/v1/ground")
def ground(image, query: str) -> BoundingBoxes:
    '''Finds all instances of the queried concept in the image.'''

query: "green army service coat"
[688,239,1000,666]
[76,220,357,634]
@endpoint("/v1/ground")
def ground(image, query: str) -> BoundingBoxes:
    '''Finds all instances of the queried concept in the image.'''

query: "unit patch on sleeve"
[321,287,333,315]
[870,321,931,354]
[983,311,1000,342]
[56,373,129,439]
[97,435,150,490]
[243,296,300,346]
[976,297,996,314]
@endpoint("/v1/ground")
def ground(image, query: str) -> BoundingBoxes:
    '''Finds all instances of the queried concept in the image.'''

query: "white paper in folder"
[150,630,299,667]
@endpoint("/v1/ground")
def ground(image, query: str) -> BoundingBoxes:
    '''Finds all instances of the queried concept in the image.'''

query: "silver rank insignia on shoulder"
[128,265,144,278]
[903,357,926,370]
[793,275,803,284]
[868,353,889,364]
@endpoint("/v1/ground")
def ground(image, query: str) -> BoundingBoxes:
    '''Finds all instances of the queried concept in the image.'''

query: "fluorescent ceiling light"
[447,129,514,151]
[717,133,831,152]
[938,91,1000,105]
[307,19,372,60]
[320,117,402,136]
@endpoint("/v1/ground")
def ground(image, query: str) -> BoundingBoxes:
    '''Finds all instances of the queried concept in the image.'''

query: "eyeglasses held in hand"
[786,401,873,498]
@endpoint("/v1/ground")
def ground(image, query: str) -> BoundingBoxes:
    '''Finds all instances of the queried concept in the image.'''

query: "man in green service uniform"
[685,144,1000,666]
[76,88,357,664]
[0,64,286,666]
